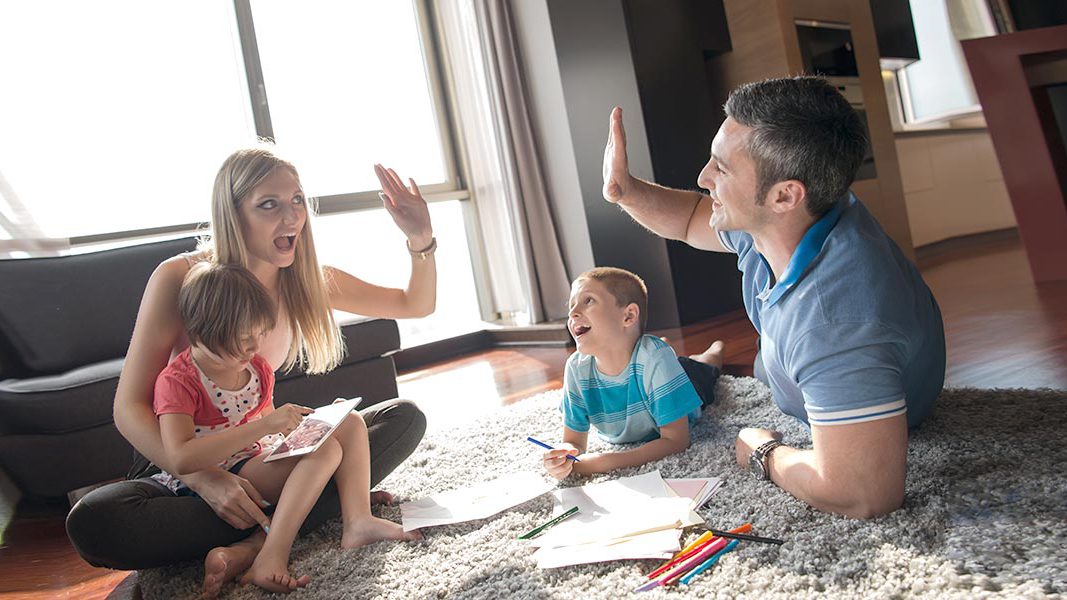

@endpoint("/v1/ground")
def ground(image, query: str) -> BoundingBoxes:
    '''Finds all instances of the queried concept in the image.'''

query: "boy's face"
[567,278,638,357]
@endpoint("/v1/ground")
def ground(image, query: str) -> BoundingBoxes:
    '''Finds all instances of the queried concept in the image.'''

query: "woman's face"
[237,167,307,271]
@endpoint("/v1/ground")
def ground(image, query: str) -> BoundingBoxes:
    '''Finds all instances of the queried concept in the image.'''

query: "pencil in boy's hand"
[526,436,581,461]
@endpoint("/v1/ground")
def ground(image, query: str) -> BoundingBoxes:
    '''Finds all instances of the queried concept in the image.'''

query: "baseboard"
[487,322,572,347]
[394,323,573,373]
[915,227,1019,267]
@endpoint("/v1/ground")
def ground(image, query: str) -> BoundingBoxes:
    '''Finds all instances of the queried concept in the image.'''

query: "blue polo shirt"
[718,193,945,428]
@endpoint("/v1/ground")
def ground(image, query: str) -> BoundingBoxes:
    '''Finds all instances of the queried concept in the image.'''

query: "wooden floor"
[2,233,1066,599]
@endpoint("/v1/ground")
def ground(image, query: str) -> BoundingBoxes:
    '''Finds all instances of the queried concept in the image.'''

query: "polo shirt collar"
[756,194,846,306]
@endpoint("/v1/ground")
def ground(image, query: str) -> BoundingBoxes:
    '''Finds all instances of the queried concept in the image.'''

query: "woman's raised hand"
[374,164,433,251]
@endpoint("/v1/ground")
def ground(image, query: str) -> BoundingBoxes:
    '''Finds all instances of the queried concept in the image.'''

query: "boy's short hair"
[179,262,276,358]
[576,267,648,331]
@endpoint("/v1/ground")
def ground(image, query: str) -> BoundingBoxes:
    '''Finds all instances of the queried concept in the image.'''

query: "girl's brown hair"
[179,262,277,358]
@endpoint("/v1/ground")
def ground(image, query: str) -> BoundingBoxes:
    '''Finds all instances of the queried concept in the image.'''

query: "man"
[602,76,945,518]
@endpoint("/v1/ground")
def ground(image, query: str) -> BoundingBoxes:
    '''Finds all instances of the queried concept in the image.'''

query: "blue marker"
[526,436,581,462]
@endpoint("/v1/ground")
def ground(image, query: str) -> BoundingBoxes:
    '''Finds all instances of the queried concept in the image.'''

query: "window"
[0,2,254,240]
[0,1,491,346]
[889,0,998,126]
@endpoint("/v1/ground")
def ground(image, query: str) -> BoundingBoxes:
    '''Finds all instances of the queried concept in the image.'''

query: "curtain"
[436,0,570,323]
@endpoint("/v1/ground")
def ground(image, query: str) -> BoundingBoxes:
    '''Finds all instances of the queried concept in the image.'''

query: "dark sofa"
[0,237,402,499]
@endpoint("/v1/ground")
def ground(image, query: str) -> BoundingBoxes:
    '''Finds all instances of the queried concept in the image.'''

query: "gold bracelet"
[407,236,437,260]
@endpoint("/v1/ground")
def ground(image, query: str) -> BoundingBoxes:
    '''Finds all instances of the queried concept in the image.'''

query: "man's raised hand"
[602,106,631,203]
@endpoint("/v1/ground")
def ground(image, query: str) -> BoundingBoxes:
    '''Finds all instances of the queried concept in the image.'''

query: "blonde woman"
[66,147,435,597]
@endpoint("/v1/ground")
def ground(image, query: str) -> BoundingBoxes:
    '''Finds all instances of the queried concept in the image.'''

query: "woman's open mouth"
[273,235,296,252]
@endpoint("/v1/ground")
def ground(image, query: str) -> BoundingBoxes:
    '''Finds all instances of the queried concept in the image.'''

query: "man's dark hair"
[724,76,868,216]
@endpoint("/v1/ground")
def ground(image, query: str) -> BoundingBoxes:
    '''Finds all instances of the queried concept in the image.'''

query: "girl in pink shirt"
[154,262,418,594]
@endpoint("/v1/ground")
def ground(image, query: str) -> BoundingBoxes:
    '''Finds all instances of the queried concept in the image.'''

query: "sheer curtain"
[435,0,570,323]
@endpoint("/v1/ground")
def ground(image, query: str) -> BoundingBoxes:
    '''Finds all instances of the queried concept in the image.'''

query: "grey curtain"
[438,0,570,323]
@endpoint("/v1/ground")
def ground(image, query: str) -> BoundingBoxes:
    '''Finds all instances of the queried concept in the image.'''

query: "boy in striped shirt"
[542,267,724,479]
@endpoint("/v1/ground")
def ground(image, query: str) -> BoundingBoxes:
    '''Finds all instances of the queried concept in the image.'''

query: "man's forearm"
[616,176,703,241]
[767,446,903,519]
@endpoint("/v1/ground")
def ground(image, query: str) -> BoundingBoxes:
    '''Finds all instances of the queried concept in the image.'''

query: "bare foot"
[370,490,395,506]
[239,553,311,594]
[202,531,264,599]
[341,516,422,549]
[689,340,725,369]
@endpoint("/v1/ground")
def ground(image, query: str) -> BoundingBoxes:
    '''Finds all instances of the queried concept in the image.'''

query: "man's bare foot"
[239,553,311,594]
[689,340,725,369]
[202,531,265,599]
[341,516,422,549]
[370,490,395,506]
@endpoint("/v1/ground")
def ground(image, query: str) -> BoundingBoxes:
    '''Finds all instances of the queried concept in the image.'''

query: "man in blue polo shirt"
[601,76,945,518]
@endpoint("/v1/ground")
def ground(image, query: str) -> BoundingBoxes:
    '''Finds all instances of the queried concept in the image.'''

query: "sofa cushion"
[0,319,399,435]
[0,237,198,376]
[0,358,123,435]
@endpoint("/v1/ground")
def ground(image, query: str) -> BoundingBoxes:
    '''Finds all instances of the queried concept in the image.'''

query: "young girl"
[155,262,419,594]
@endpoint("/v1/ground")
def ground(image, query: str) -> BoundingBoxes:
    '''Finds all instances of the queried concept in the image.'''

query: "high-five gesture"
[602,106,632,203]
[374,164,434,250]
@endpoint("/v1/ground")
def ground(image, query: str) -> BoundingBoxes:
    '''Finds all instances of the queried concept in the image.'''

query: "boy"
[543,267,724,480]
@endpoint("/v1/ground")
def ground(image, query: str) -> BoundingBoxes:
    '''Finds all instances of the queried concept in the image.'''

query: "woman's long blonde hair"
[202,146,345,374]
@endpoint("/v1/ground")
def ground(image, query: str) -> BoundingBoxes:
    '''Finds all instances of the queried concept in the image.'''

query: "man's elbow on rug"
[814,478,905,520]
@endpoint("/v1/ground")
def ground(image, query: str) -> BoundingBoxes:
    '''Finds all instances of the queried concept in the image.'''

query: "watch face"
[749,453,766,480]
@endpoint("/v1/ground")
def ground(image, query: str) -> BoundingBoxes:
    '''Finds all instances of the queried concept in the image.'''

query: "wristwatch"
[749,439,782,481]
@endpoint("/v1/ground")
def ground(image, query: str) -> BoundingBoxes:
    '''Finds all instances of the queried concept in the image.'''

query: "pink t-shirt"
[152,349,281,492]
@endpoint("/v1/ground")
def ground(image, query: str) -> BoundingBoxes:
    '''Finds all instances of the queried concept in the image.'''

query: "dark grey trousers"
[65,398,426,570]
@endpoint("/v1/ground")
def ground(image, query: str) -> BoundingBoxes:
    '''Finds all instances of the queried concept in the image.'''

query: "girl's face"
[238,167,307,271]
[194,329,267,373]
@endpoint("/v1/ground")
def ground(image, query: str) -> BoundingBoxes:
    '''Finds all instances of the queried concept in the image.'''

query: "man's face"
[697,117,768,233]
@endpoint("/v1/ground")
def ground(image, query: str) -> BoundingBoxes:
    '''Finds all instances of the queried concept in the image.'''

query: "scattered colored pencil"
[647,523,752,579]
[702,528,783,545]
[636,523,781,591]
[680,539,740,585]
[518,506,579,540]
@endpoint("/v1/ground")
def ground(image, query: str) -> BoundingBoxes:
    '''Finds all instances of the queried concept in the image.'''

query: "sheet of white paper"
[532,528,681,569]
[527,471,701,549]
[400,471,555,532]
[531,496,694,548]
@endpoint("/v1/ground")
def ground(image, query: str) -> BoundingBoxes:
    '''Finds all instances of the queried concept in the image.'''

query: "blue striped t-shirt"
[560,335,703,444]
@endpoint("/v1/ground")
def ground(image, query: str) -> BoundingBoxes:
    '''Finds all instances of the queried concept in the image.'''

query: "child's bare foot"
[202,531,264,599]
[341,516,422,549]
[239,553,311,594]
[370,489,395,506]
[689,340,725,369]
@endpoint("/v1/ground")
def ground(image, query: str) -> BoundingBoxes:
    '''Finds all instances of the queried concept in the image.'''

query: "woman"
[65,147,436,597]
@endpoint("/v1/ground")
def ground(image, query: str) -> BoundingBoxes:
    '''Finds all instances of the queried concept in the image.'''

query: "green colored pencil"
[518,506,580,539]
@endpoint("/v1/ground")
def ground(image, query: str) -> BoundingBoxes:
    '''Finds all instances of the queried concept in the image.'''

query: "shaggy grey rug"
[139,376,1067,599]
